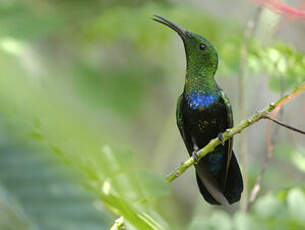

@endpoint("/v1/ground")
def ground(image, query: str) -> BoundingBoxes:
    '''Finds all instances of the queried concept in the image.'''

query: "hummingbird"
[153,15,243,205]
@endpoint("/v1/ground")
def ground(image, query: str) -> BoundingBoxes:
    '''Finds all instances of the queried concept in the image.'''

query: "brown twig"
[262,114,305,135]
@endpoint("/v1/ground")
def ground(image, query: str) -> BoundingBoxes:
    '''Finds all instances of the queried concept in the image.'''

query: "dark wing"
[176,94,187,146]
[176,93,229,206]
[176,94,194,153]
[219,90,234,187]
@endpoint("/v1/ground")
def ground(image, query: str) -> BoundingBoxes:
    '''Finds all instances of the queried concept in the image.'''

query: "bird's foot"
[218,133,225,145]
[192,151,199,164]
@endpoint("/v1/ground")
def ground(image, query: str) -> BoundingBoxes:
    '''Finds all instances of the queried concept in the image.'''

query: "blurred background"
[0,0,304,229]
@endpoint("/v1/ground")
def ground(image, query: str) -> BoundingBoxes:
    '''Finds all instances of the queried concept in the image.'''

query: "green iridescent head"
[153,15,218,78]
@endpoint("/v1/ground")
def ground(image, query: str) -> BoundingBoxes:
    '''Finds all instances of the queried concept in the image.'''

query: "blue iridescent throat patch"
[186,93,217,109]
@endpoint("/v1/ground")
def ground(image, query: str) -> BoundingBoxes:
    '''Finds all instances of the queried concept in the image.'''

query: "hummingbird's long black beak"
[153,14,190,40]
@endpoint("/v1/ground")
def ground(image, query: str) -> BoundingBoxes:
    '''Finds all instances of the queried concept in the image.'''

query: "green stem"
[166,82,305,183]
[110,217,125,230]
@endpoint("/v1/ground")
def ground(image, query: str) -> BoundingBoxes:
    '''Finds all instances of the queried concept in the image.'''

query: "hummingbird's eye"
[199,43,207,51]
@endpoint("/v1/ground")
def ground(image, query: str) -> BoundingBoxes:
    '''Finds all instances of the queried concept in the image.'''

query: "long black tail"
[196,152,243,205]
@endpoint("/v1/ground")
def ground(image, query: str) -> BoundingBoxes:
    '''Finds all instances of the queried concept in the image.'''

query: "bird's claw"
[192,151,198,164]
[218,133,225,145]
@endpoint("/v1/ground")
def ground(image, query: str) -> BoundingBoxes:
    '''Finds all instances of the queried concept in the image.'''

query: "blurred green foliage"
[248,42,305,92]
[0,0,304,229]
[0,140,112,230]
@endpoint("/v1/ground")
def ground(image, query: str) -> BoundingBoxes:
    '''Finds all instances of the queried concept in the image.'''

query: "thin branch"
[166,82,305,183]
[262,114,305,134]
[248,154,271,206]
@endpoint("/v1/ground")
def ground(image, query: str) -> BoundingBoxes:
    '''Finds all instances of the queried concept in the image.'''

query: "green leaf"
[248,42,305,92]
[100,192,166,230]
[0,142,112,230]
